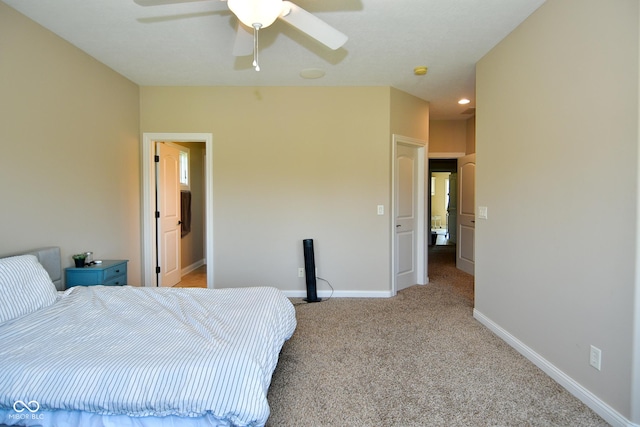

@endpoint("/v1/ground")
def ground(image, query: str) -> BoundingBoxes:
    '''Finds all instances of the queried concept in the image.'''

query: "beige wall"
[465,116,476,154]
[476,0,638,422]
[141,87,428,293]
[390,87,430,139]
[428,116,475,156]
[0,3,141,283]
[429,120,467,154]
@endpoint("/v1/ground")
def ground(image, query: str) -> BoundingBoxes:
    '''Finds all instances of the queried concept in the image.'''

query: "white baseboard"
[473,309,637,427]
[181,258,205,276]
[283,290,393,299]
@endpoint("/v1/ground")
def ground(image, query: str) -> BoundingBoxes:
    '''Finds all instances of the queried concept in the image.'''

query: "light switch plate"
[478,206,488,219]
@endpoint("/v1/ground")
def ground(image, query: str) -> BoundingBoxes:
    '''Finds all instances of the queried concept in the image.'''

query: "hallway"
[428,243,474,303]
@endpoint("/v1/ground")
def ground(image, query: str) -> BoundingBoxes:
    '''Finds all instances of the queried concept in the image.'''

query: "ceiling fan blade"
[278,1,347,50]
[233,21,254,56]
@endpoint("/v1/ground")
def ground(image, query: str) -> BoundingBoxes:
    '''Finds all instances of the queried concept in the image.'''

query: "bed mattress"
[0,285,296,427]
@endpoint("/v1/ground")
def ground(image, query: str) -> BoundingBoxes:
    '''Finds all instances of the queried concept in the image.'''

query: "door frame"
[142,132,214,288]
[391,134,428,295]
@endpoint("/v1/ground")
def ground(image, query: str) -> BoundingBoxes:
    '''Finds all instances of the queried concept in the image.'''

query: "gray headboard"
[8,247,64,291]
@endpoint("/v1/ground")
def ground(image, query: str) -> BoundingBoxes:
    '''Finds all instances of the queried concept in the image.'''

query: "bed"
[0,248,296,427]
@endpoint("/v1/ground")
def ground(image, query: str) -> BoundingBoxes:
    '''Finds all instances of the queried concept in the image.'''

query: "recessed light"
[300,68,325,79]
[458,98,471,105]
[413,66,428,76]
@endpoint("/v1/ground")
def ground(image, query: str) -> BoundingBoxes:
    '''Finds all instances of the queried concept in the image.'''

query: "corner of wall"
[389,87,429,141]
[466,115,476,154]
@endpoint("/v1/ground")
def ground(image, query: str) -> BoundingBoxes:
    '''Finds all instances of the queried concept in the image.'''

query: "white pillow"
[0,254,58,324]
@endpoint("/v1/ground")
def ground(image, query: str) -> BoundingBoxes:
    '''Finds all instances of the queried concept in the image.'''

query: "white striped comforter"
[0,286,296,426]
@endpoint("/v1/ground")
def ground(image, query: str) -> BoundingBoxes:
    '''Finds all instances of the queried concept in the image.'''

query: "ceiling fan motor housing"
[227,0,283,28]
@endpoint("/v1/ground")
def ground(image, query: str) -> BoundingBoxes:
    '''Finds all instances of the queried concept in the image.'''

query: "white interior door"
[447,173,458,243]
[395,144,419,291]
[457,153,475,275]
[157,142,182,287]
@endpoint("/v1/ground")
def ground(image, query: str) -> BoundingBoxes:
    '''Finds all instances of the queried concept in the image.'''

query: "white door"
[447,172,458,243]
[457,153,475,275]
[157,142,182,287]
[395,144,419,290]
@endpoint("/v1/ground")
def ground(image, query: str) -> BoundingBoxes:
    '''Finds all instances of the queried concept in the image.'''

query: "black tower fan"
[303,239,322,303]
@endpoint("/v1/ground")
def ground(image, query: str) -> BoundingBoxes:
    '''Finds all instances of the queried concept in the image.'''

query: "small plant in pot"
[72,253,87,268]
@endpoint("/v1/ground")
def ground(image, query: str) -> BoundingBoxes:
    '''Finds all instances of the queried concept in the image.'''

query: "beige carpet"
[266,246,607,426]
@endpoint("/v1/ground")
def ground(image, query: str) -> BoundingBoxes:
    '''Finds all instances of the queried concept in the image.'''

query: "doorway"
[428,154,476,277]
[170,141,207,287]
[429,158,458,247]
[142,133,214,288]
[431,171,453,245]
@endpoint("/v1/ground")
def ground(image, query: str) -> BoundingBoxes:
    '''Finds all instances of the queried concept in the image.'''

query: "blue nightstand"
[65,260,128,288]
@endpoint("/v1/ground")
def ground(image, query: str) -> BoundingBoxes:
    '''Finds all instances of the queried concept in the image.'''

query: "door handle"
[177,220,183,225]
[396,224,401,228]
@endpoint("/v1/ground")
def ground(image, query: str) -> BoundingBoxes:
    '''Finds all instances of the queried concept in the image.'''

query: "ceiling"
[3,0,545,120]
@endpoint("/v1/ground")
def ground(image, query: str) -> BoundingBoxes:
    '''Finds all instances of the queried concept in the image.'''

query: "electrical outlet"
[590,345,602,370]
[298,268,304,278]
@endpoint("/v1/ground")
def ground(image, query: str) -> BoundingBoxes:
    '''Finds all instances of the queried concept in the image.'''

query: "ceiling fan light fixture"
[227,0,283,28]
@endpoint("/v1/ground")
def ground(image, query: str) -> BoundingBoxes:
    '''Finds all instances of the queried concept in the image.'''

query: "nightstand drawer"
[104,262,127,281]
[104,274,126,286]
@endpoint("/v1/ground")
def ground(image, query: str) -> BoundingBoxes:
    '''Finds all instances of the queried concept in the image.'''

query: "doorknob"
[177,220,183,225]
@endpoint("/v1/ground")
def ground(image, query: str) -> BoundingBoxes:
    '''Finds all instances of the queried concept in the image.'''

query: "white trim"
[181,258,205,276]
[142,133,214,288]
[283,290,393,299]
[391,134,428,296]
[473,309,638,427]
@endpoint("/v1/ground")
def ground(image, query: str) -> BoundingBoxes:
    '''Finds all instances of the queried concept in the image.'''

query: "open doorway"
[172,141,207,287]
[429,158,457,247]
[142,133,214,288]
[431,171,453,245]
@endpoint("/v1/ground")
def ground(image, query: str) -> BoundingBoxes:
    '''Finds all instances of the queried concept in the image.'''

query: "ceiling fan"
[138,0,348,71]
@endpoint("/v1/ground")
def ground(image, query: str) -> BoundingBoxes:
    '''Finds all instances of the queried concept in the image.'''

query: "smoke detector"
[413,66,428,76]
